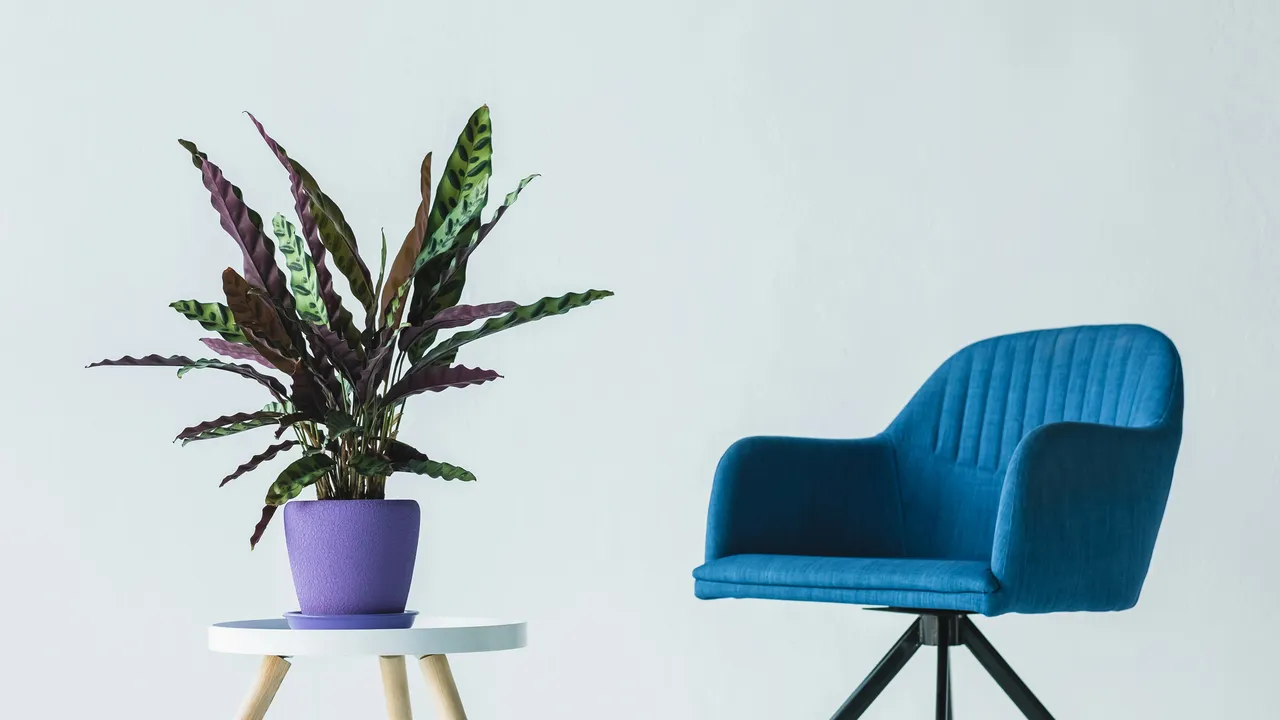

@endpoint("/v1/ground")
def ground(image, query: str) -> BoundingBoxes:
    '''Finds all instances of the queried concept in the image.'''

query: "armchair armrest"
[703,435,905,563]
[991,420,1181,612]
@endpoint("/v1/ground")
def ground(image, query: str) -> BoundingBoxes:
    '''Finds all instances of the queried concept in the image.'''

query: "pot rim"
[287,498,419,505]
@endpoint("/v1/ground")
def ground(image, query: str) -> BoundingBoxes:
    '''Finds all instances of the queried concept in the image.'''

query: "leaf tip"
[177,138,201,161]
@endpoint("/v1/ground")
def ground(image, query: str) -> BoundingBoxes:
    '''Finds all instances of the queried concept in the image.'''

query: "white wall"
[1,1,1275,717]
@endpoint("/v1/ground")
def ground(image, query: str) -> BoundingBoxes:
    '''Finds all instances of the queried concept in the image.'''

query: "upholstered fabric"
[695,555,998,593]
[694,324,1183,616]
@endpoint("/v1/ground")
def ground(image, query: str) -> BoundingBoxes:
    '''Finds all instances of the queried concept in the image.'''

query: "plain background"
[1,1,1276,717]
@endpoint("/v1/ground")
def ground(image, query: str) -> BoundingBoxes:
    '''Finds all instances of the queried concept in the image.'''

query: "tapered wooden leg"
[379,656,414,719]
[235,655,290,720]
[418,654,467,720]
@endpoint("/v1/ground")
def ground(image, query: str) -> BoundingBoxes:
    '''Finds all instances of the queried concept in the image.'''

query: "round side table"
[209,616,526,719]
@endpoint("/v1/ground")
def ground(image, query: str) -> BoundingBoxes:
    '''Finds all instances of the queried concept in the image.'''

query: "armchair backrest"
[886,324,1183,561]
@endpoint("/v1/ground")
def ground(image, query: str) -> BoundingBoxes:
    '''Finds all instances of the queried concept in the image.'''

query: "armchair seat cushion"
[694,554,999,612]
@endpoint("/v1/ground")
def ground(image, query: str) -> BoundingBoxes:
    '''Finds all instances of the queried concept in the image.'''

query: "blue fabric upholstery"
[694,324,1183,616]
[695,555,998,593]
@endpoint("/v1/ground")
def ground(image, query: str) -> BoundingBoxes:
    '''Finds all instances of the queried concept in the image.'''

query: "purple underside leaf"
[355,341,395,403]
[245,113,370,336]
[179,140,293,313]
[245,112,347,327]
[397,301,519,351]
[249,505,278,549]
[309,344,345,404]
[289,366,329,420]
[200,338,272,368]
[314,325,363,385]
[220,440,298,487]
[90,354,289,398]
[245,113,317,245]
[203,159,283,297]
[299,326,344,402]
[175,411,282,442]
[383,364,501,406]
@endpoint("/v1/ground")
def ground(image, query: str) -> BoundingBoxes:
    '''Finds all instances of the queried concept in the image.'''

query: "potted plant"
[89,106,611,629]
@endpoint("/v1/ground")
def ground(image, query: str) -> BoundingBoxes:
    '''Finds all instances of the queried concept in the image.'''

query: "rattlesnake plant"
[90,106,611,547]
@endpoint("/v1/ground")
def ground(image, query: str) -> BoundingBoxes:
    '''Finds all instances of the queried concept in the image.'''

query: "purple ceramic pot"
[283,499,420,616]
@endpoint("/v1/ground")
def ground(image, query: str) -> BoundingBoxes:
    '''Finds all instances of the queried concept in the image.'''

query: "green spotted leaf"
[176,411,283,445]
[350,440,476,482]
[413,178,488,274]
[401,188,489,356]
[170,300,247,343]
[430,105,493,238]
[265,454,336,505]
[409,106,493,323]
[348,453,393,476]
[409,290,614,372]
[396,456,475,482]
[291,159,376,321]
[175,358,289,398]
[271,214,329,325]
[404,175,537,360]
[324,410,359,440]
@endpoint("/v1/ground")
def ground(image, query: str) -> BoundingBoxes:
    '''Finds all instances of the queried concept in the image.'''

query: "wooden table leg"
[379,656,414,719]
[235,655,290,720]
[418,654,467,720]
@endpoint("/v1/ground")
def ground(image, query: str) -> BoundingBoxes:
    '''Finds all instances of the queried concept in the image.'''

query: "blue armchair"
[694,324,1183,719]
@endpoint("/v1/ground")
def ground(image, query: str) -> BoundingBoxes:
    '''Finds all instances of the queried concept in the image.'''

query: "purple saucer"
[284,610,419,630]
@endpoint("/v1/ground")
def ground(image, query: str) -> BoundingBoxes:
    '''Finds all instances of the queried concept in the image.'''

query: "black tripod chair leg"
[959,617,1055,720]
[830,619,923,720]
[947,663,953,720]
[936,626,951,720]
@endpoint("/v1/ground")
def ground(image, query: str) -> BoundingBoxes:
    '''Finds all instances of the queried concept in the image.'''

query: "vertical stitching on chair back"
[886,324,1180,561]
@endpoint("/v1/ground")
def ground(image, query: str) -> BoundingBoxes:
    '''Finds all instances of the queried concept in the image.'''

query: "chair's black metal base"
[830,608,1055,720]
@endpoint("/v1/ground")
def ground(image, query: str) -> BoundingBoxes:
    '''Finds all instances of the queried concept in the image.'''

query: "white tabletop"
[209,616,527,657]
